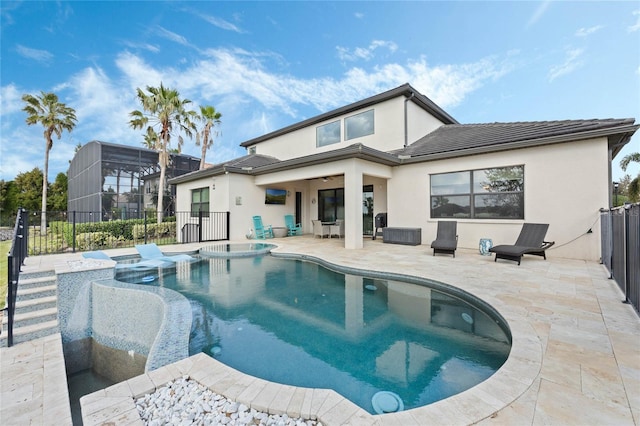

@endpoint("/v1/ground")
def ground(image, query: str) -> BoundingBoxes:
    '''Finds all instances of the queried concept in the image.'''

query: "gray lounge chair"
[489,223,555,265]
[430,221,458,257]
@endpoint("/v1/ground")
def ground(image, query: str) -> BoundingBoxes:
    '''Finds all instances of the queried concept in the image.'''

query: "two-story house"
[169,83,637,260]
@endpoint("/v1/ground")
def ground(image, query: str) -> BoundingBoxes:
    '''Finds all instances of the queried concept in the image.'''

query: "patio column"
[344,160,364,249]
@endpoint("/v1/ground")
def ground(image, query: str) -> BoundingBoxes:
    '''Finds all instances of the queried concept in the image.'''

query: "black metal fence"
[600,203,640,315]
[6,208,28,346]
[16,210,230,256]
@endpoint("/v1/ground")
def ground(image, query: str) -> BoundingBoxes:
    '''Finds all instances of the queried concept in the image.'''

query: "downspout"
[404,92,415,147]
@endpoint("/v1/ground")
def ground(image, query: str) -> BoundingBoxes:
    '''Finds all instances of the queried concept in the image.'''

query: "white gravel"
[135,376,321,426]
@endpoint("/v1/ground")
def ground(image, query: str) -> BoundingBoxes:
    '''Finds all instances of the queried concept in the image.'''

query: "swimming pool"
[115,252,511,414]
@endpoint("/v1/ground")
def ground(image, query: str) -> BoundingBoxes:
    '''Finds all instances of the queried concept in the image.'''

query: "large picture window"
[345,109,374,140]
[316,120,341,147]
[191,187,210,217]
[430,166,524,219]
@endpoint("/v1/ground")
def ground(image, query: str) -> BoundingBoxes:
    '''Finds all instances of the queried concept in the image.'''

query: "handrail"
[6,208,28,347]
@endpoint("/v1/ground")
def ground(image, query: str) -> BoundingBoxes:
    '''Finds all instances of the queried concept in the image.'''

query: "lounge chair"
[252,216,274,239]
[430,221,458,257]
[135,243,195,262]
[489,223,555,265]
[82,250,167,270]
[284,214,303,236]
[82,251,112,260]
[312,220,329,238]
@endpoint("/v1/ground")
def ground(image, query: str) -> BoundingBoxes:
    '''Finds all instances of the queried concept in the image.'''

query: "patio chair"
[312,220,329,238]
[252,216,274,239]
[430,221,458,257]
[329,219,344,239]
[135,243,195,262]
[489,223,555,265]
[284,214,303,236]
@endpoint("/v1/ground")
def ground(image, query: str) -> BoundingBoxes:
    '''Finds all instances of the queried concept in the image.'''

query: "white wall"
[406,100,446,146]
[251,97,445,159]
[388,138,610,261]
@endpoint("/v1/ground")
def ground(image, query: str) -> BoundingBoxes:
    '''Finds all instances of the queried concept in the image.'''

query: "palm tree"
[620,152,640,202]
[195,105,222,170]
[129,83,196,223]
[22,92,77,234]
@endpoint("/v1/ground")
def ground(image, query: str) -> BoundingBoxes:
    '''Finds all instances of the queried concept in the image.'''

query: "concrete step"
[17,275,57,290]
[14,295,57,314]
[19,270,57,281]
[2,306,58,328]
[0,319,59,347]
[16,283,57,302]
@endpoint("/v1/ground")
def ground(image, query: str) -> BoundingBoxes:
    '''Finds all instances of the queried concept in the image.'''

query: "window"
[316,120,341,147]
[248,146,256,154]
[345,110,374,140]
[430,166,524,219]
[191,187,210,217]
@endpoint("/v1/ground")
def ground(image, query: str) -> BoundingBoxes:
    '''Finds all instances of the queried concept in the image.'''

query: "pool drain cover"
[371,391,404,414]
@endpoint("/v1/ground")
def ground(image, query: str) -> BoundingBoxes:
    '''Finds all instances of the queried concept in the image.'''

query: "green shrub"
[75,232,110,251]
[132,222,176,240]
[49,221,69,235]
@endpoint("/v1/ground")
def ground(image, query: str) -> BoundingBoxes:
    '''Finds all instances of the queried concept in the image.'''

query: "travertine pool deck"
[1,237,638,425]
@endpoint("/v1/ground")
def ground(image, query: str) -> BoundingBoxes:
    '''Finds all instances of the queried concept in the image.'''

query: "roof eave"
[240,84,457,148]
[250,144,400,174]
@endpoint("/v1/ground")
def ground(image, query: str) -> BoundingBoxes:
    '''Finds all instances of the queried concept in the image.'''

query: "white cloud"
[337,40,398,62]
[548,48,584,81]
[199,14,244,33]
[155,26,190,47]
[121,40,160,53]
[0,43,518,179]
[354,12,364,19]
[15,44,54,64]
[0,84,23,115]
[575,25,604,37]
[526,0,552,28]
[629,9,640,32]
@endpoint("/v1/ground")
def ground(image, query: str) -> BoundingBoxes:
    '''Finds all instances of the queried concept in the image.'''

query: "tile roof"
[168,154,280,184]
[394,118,637,159]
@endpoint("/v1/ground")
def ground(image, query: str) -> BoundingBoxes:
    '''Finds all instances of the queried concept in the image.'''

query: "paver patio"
[1,237,638,425]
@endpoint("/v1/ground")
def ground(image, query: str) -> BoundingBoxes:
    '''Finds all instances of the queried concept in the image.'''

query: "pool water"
[116,254,511,414]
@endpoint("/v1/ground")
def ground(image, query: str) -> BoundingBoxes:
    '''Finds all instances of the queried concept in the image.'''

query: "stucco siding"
[251,97,413,159]
[387,138,609,261]
[406,100,446,145]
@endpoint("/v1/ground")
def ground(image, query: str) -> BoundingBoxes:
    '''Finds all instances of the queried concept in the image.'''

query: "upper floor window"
[248,146,256,155]
[345,109,374,141]
[191,187,210,217]
[430,166,524,219]
[316,120,341,147]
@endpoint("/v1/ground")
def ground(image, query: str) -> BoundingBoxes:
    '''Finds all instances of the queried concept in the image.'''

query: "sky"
[1,1,639,184]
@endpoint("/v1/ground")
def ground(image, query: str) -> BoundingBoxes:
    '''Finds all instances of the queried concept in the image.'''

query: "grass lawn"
[0,240,10,310]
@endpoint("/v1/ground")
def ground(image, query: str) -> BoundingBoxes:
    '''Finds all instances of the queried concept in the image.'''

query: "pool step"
[1,271,59,347]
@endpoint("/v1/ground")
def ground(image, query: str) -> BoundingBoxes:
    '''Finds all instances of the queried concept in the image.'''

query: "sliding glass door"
[362,185,373,236]
[318,188,344,222]
[318,185,374,235]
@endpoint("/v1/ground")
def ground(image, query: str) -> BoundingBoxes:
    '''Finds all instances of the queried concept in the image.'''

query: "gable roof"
[239,83,458,148]
[394,118,638,161]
